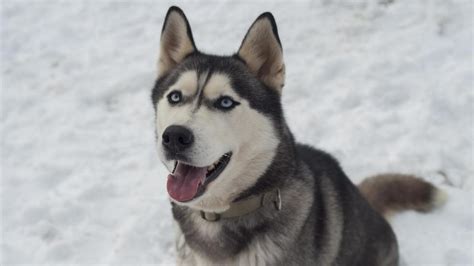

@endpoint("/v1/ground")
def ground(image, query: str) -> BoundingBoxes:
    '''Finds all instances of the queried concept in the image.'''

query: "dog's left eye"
[167,91,182,104]
[215,96,239,110]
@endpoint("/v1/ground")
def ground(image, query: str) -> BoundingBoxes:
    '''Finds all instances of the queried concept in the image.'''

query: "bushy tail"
[358,173,447,218]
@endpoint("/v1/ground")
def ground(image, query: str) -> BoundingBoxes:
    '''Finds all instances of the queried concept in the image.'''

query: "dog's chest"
[175,216,283,266]
[177,230,282,266]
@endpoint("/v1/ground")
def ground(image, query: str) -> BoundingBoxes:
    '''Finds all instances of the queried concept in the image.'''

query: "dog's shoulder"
[295,143,345,180]
[296,143,398,265]
[295,142,370,210]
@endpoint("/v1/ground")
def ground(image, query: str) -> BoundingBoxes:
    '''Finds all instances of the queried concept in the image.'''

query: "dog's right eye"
[167,91,182,104]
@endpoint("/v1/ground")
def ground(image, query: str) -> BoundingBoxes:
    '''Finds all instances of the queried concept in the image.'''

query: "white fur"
[176,234,283,266]
[236,235,282,266]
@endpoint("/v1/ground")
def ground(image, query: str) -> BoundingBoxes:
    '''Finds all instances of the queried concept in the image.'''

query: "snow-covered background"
[1,0,472,265]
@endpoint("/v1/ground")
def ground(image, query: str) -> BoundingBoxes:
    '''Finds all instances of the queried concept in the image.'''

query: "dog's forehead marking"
[192,69,210,110]
[203,73,239,100]
[197,70,210,96]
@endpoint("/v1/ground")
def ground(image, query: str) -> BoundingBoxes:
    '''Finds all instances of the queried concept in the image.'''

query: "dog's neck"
[171,132,310,264]
[233,129,297,202]
[198,188,281,222]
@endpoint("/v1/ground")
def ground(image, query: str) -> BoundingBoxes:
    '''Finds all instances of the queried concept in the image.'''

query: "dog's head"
[152,7,286,212]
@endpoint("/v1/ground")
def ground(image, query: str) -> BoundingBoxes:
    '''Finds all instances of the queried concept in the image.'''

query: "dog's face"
[152,7,285,212]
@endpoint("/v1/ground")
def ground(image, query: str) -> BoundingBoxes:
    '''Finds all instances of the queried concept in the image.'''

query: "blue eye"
[215,96,239,110]
[167,91,182,104]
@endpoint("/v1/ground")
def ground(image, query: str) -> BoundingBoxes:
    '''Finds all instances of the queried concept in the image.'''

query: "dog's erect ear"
[237,13,285,92]
[158,6,197,78]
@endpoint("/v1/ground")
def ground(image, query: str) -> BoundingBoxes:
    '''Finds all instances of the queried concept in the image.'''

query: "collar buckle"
[200,211,221,222]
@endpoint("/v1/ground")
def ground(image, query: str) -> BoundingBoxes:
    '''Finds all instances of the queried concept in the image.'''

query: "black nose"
[162,125,194,153]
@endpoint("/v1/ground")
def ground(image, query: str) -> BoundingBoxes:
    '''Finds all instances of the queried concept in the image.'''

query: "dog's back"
[297,144,445,265]
[297,144,398,265]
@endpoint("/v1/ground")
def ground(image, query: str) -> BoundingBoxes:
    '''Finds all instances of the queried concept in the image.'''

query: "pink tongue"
[167,162,208,202]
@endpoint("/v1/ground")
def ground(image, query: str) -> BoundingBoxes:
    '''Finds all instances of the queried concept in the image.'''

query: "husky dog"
[151,6,446,266]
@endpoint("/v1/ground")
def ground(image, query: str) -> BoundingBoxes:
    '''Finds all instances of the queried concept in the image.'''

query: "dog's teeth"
[206,154,231,174]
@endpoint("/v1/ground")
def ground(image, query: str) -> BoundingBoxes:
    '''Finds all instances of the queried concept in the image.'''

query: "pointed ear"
[237,12,285,92]
[158,6,197,78]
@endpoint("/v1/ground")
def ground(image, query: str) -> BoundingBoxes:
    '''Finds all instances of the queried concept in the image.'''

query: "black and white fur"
[151,6,445,265]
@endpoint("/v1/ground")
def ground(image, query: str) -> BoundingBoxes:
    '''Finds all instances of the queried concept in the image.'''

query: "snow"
[1,0,472,265]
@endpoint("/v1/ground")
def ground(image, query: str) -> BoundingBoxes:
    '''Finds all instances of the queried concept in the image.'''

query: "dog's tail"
[358,173,447,218]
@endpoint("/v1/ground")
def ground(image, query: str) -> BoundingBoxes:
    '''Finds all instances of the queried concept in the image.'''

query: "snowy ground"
[1,0,472,265]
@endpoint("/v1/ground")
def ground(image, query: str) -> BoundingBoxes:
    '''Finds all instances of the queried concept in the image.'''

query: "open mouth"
[166,152,232,202]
